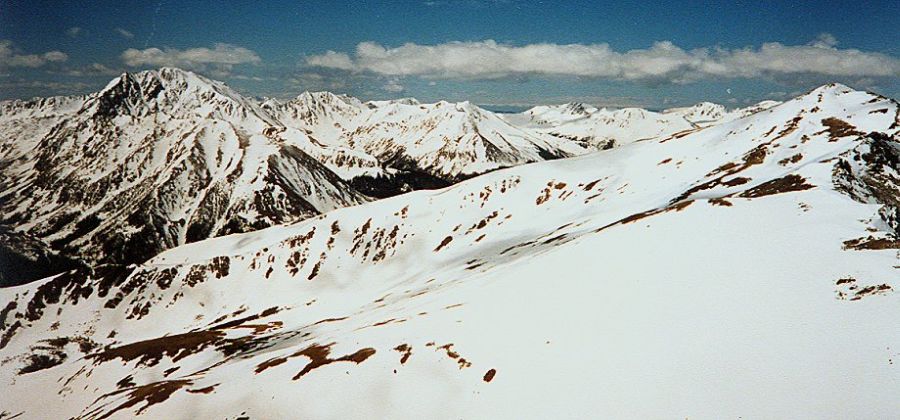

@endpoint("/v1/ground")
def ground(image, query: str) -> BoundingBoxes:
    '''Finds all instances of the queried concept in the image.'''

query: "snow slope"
[1,84,898,418]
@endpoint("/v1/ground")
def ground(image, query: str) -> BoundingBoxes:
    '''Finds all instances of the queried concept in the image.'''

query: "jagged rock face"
[1,84,898,418]
[0,69,367,277]
[833,131,900,234]
[0,227,84,288]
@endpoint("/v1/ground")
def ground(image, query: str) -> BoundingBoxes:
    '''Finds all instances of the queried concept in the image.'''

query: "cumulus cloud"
[305,36,900,84]
[288,72,348,91]
[63,63,120,77]
[305,50,354,70]
[382,79,405,93]
[66,27,82,38]
[121,43,261,74]
[115,28,134,39]
[0,40,68,68]
[0,78,91,95]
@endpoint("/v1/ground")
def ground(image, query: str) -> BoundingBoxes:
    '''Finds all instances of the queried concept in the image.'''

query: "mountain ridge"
[1,77,897,417]
[0,68,368,283]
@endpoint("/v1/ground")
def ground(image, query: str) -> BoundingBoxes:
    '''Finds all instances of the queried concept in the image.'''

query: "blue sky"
[1,0,898,108]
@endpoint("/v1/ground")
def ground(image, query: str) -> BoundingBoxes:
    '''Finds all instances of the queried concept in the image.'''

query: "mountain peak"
[297,90,341,101]
[808,82,855,96]
[562,102,596,115]
[97,68,220,100]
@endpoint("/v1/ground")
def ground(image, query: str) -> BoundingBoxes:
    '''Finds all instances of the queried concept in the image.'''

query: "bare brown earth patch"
[90,307,283,367]
[842,236,900,250]
[660,128,700,143]
[738,175,815,198]
[743,144,769,166]
[706,162,739,177]
[483,368,497,382]
[834,277,892,301]
[778,153,803,166]
[371,318,398,327]
[836,277,856,285]
[254,356,288,373]
[434,236,453,252]
[821,117,862,141]
[772,116,803,141]
[581,178,604,191]
[91,379,194,419]
[307,261,322,280]
[851,284,893,300]
[186,384,217,394]
[676,176,752,203]
[467,211,500,234]
[596,200,694,233]
[435,343,472,369]
[254,343,376,379]
[536,181,568,205]
[312,316,348,325]
[677,143,777,203]
[290,343,376,380]
[18,336,99,374]
[394,344,412,364]
[709,198,733,207]
[89,330,226,367]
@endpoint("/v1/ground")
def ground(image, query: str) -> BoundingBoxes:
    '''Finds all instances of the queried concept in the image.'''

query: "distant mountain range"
[1,69,899,418]
[0,68,786,285]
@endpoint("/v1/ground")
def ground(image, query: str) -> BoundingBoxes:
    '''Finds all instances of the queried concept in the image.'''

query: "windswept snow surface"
[1,83,899,418]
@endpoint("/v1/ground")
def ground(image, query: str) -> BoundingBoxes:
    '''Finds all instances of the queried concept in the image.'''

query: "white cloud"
[811,33,838,48]
[305,50,354,70]
[305,37,900,84]
[121,43,261,74]
[231,74,265,81]
[63,63,120,77]
[115,28,135,39]
[382,79,405,93]
[0,78,91,93]
[66,27,82,38]
[0,40,68,68]
[288,72,347,91]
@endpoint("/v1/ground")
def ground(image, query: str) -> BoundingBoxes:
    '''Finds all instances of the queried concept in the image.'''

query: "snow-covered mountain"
[505,99,782,150]
[261,91,365,139]
[0,68,367,278]
[2,83,898,418]
[663,101,728,124]
[512,102,600,126]
[0,69,596,285]
[264,95,590,195]
[260,92,387,181]
[339,100,587,178]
